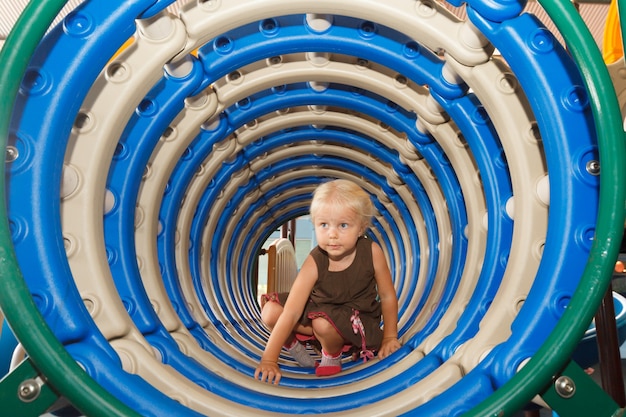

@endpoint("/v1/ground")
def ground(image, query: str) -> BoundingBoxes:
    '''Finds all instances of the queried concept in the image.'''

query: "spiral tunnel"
[1,0,625,416]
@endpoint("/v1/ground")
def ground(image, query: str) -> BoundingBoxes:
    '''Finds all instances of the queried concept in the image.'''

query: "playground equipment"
[572,292,626,369]
[0,0,625,416]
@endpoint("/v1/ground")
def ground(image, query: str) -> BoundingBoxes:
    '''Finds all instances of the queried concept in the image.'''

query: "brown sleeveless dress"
[265,237,383,351]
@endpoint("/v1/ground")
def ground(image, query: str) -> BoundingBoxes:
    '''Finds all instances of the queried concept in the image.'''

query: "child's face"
[313,202,363,260]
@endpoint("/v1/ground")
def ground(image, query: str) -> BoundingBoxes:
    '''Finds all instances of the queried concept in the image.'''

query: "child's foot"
[315,350,342,376]
[285,339,316,367]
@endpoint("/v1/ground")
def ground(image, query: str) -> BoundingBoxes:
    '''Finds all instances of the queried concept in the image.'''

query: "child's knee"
[311,317,336,336]
[261,301,282,327]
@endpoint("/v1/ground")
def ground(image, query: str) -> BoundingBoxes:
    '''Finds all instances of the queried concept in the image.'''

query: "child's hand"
[378,337,401,360]
[254,360,282,385]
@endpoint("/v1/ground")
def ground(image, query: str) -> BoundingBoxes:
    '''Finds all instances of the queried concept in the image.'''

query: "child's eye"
[340,223,349,229]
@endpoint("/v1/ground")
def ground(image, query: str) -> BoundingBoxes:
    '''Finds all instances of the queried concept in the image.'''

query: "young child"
[254,179,401,385]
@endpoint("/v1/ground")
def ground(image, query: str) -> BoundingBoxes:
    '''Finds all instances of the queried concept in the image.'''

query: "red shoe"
[315,362,342,377]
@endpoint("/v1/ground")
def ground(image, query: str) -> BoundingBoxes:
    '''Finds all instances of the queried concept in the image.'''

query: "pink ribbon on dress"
[350,309,375,363]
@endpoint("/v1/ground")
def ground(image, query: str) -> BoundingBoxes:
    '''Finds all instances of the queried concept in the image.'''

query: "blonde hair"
[310,179,376,229]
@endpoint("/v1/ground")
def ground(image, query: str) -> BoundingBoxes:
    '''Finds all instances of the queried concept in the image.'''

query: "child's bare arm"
[254,255,318,384]
[372,242,401,359]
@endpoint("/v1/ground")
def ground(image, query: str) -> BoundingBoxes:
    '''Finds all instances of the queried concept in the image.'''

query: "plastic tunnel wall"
[0,0,625,416]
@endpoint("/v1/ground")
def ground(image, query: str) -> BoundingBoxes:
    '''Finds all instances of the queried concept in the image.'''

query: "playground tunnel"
[0,0,625,416]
